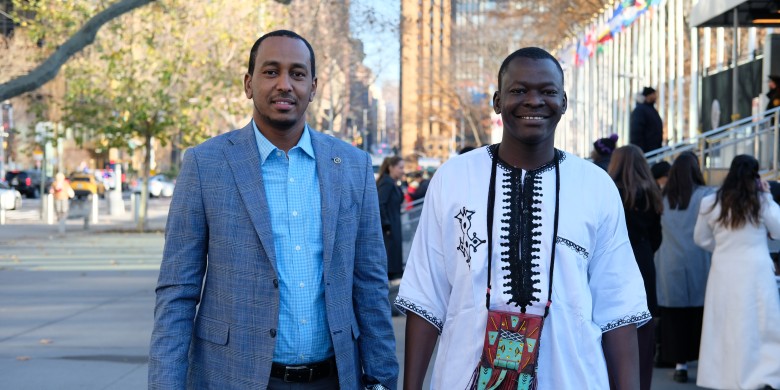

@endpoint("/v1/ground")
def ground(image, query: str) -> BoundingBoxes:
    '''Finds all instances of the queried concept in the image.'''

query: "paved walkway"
[0,200,703,389]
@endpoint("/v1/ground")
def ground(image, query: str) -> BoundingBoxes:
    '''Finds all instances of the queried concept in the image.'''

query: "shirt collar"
[252,120,315,164]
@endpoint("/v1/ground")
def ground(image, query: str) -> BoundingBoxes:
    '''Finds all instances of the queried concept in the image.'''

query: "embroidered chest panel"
[489,145,565,312]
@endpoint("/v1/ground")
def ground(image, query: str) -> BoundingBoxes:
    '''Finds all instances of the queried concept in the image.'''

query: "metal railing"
[646,106,780,184]
[400,197,425,263]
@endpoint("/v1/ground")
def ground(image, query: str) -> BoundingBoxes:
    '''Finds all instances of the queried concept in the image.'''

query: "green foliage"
[10,0,96,59]
[61,0,270,152]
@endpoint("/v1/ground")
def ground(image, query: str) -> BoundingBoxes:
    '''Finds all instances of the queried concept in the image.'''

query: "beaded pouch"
[468,309,545,390]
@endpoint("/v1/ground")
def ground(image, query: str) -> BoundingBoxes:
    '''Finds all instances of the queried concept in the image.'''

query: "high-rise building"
[401,0,541,160]
[400,0,454,160]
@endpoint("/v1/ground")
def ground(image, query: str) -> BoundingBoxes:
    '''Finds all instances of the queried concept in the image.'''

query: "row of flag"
[558,0,662,68]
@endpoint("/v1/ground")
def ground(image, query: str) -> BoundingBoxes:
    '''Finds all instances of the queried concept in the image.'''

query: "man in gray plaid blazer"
[149,30,398,389]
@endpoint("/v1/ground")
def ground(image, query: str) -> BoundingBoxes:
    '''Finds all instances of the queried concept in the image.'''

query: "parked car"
[69,173,106,199]
[94,170,117,190]
[131,175,175,197]
[4,170,42,198]
[0,182,22,210]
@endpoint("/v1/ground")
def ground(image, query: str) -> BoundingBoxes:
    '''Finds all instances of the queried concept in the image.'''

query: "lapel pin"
[333,157,342,164]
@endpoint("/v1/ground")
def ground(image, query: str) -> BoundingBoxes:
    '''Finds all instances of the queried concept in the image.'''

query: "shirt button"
[292,211,298,217]
[295,245,301,251]
[299,282,305,288]
[300,319,307,324]
[273,279,279,288]
[289,177,295,183]
[269,329,277,338]
[276,151,283,157]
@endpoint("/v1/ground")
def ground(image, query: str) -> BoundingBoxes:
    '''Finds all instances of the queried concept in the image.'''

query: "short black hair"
[650,160,671,180]
[248,30,316,78]
[497,47,564,89]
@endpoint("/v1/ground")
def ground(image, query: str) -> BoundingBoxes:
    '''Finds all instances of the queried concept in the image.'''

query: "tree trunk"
[137,131,152,232]
[464,113,483,146]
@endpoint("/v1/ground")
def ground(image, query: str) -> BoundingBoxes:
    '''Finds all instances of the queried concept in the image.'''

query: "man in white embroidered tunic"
[396,47,650,389]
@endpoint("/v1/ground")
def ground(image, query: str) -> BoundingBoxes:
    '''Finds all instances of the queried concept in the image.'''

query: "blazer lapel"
[311,130,342,278]
[225,123,277,271]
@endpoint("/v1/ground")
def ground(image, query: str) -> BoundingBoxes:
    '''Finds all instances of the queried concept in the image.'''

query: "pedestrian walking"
[377,156,405,281]
[608,144,663,390]
[650,160,671,190]
[397,47,649,390]
[694,154,780,390]
[148,29,398,390]
[407,170,430,203]
[590,133,618,171]
[654,152,713,383]
[50,172,75,234]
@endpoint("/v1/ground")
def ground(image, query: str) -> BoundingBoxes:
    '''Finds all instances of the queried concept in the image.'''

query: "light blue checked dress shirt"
[253,121,332,365]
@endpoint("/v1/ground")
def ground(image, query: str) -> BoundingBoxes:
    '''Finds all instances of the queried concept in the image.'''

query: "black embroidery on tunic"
[455,207,486,269]
[394,297,444,334]
[487,145,566,312]
[601,311,652,332]
[556,237,590,260]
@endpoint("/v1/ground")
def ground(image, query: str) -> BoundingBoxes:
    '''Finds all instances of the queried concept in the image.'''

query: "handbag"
[468,146,560,390]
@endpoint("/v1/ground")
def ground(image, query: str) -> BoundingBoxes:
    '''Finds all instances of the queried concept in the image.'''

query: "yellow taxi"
[69,173,106,199]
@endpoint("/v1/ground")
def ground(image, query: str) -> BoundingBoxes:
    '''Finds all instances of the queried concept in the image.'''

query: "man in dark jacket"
[767,75,780,112]
[630,87,664,153]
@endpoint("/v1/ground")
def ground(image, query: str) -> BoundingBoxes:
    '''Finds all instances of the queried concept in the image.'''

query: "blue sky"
[351,0,400,88]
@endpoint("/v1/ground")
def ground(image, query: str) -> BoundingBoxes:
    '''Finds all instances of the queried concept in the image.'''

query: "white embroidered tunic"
[395,146,650,389]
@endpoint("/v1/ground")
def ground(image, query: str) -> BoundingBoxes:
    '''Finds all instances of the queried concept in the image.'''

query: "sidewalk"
[0,199,704,389]
[0,195,169,242]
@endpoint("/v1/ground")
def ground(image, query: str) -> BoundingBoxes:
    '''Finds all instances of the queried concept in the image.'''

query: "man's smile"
[270,97,296,110]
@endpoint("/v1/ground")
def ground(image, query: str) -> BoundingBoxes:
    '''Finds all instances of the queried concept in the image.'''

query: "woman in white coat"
[694,154,780,390]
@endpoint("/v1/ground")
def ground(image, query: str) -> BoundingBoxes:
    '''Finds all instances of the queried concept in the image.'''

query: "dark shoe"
[673,369,688,383]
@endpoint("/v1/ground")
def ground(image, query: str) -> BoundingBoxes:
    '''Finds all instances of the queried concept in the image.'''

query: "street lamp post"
[0,101,11,180]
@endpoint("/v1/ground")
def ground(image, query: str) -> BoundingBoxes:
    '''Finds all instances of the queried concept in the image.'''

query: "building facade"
[400,0,454,160]
[557,0,775,158]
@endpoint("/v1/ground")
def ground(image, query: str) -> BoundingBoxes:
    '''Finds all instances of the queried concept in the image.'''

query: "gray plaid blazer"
[148,123,398,389]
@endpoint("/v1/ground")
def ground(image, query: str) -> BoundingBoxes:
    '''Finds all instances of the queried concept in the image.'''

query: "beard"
[264,116,299,129]
[254,99,303,130]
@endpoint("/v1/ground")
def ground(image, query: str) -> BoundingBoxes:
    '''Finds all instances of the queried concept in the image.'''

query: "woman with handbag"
[694,154,780,390]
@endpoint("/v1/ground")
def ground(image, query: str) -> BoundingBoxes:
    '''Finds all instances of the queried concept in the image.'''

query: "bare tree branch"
[0,0,156,102]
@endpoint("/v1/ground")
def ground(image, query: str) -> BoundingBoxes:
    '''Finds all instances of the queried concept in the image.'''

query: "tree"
[0,0,156,101]
[446,0,610,146]
[0,0,292,102]
[62,0,274,231]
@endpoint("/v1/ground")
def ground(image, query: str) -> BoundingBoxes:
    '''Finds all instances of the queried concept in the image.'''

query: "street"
[0,198,700,389]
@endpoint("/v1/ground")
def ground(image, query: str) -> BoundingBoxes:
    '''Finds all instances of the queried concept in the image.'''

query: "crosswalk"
[2,209,40,221]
